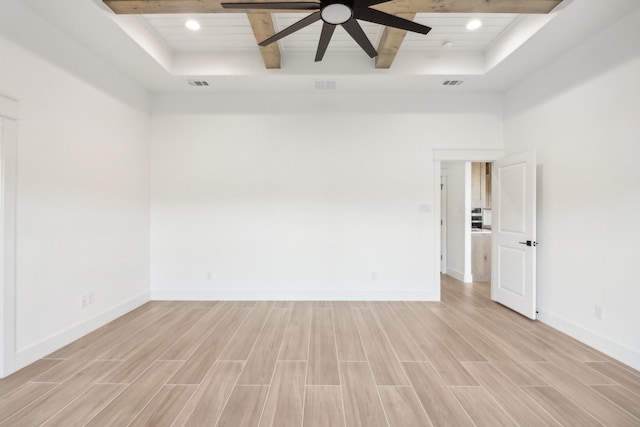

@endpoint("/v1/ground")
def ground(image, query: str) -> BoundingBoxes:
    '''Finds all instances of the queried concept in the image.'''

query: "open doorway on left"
[441,161,492,284]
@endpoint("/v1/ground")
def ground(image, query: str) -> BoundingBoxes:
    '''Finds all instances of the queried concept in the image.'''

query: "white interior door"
[491,152,537,319]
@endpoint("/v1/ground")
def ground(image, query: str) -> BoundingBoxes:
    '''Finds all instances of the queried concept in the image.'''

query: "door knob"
[518,240,538,247]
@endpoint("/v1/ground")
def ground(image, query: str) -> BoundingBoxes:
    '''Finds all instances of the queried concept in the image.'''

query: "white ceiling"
[142,13,519,55]
[115,8,549,81]
[3,0,639,94]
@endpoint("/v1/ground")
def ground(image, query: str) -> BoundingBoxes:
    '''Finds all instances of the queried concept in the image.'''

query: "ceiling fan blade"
[259,11,322,46]
[355,8,431,35]
[221,2,320,10]
[315,22,336,62]
[341,18,377,58]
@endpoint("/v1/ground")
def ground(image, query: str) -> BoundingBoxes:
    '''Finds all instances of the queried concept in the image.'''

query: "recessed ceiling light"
[185,20,201,31]
[466,19,482,31]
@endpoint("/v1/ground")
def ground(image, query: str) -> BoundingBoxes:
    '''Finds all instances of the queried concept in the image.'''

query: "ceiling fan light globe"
[321,3,352,25]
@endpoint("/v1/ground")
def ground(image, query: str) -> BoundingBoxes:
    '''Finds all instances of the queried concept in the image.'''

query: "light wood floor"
[2,275,640,426]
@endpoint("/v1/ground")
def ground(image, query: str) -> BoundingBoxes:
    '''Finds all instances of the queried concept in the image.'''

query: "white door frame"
[433,149,503,297]
[0,95,18,378]
[440,175,447,274]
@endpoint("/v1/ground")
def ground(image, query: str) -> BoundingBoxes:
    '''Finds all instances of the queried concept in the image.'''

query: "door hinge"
[440,184,444,190]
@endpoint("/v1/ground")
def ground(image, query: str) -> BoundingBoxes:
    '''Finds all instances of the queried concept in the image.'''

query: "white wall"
[445,162,471,282]
[0,9,151,372]
[0,113,18,378]
[503,6,640,369]
[150,93,502,301]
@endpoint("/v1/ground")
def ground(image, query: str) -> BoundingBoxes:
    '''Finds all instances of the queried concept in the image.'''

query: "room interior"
[0,0,639,424]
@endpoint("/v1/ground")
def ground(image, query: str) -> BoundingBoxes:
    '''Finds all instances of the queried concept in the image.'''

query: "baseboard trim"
[537,308,640,371]
[446,269,473,283]
[150,289,437,301]
[13,291,150,373]
[446,269,464,282]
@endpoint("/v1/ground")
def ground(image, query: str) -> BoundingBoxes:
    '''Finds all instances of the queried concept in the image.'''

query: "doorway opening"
[435,149,539,320]
[470,161,493,283]
[440,161,493,284]
[432,149,503,300]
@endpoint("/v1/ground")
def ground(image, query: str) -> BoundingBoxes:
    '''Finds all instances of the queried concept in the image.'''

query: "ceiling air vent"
[443,80,464,86]
[187,80,210,87]
[313,80,337,91]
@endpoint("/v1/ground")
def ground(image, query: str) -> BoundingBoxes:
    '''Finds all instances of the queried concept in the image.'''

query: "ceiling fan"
[221,0,432,61]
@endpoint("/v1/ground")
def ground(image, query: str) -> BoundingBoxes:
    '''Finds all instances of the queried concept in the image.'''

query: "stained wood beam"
[375,12,415,69]
[104,0,224,14]
[103,0,319,14]
[373,0,563,14]
[103,0,563,15]
[247,13,281,69]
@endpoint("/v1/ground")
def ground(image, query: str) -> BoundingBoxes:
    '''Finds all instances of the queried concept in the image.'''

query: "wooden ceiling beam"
[373,0,563,14]
[103,0,563,15]
[104,0,224,14]
[375,12,414,69]
[247,13,281,69]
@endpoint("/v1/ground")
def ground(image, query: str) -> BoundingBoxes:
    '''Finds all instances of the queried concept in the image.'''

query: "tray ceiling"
[105,0,563,75]
[142,13,519,54]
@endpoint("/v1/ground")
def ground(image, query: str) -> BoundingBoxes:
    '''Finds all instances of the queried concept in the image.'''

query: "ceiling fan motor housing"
[321,1,354,24]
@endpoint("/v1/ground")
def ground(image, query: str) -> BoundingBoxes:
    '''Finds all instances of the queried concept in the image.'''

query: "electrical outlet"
[206,272,212,280]
[81,292,95,308]
[594,304,604,320]
[371,272,378,281]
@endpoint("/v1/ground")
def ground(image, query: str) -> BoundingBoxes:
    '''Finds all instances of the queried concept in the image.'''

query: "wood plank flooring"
[1,274,639,426]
